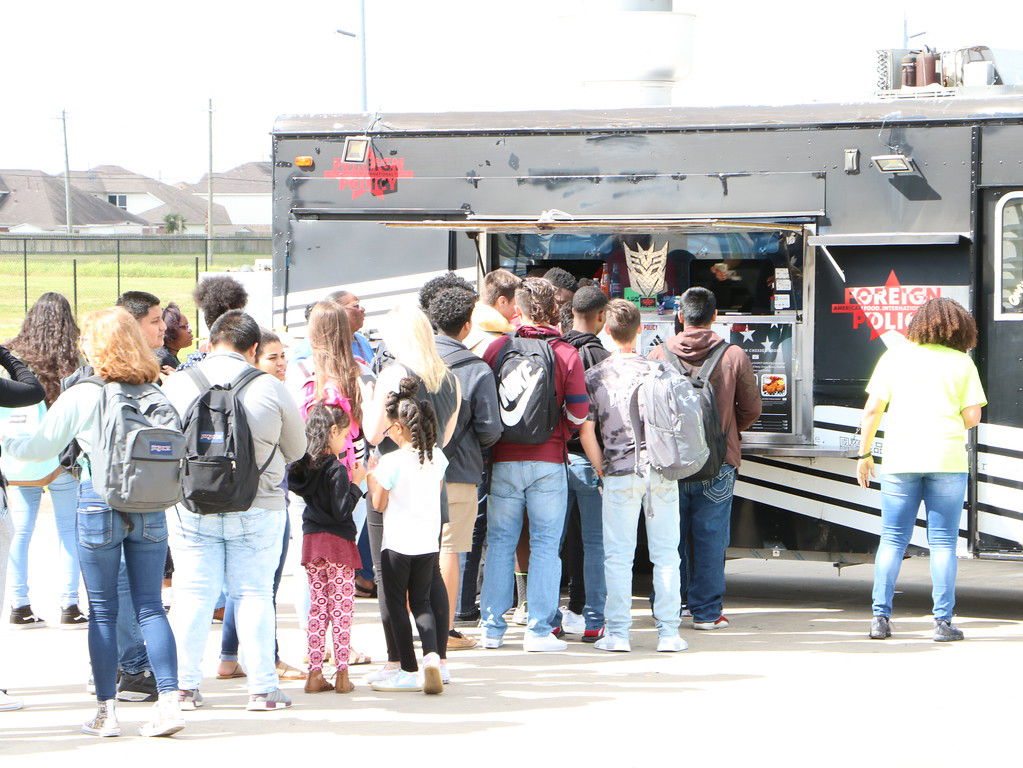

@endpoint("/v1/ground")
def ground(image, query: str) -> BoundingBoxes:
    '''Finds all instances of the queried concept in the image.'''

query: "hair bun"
[397,376,420,399]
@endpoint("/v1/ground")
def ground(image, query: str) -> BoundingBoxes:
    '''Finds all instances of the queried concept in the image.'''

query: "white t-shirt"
[373,444,448,556]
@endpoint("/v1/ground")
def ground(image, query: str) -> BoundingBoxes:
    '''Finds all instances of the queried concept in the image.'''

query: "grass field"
[0,252,255,342]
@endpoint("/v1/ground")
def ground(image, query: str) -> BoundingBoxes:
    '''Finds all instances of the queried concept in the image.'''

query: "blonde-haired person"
[3,307,184,738]
[361,304,462,686]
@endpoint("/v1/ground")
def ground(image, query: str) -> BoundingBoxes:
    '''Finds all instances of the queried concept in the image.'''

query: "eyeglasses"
[383,423,397,436]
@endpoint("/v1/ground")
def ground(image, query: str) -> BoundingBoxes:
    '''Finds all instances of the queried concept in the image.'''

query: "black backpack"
[493,335,559,445]
[661,341,730,482]
[180,366,276,514]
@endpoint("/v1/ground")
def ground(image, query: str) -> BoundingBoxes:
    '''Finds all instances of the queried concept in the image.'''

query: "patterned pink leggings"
[305,560,356,672]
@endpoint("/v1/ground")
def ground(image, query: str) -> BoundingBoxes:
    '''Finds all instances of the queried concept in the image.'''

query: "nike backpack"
[180,366,276,514]
[86,379,186,513]
[634,360,710,482]
[660,341,731,482]
[492,336,559,445]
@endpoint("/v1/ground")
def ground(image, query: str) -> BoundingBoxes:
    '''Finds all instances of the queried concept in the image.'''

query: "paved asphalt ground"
[2,508,1022,767]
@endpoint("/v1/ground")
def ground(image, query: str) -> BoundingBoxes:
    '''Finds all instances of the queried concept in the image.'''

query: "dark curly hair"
[194,276,247,330]
[384,376,438,466]
[295,402,352,472]
[907,297,978,352]
[419,272,475,313]
[6,292,80,406]
[543,267,578,295]
[428,287,476,336]
[162,302,187,347]
[515,277,559,327]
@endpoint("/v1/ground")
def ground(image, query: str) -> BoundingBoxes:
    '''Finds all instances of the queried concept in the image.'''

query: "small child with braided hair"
[287,401,365,695]
[365,376,448,694]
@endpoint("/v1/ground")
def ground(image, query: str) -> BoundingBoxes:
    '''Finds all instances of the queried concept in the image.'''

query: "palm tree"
[163,212,186,234]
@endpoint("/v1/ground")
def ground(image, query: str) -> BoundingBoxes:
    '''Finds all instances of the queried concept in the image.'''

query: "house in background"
[187,161,271,231]
[66,165,232,234]
[0,170,150,233]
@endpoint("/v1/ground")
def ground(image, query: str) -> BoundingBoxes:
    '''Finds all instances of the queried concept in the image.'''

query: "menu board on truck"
[726,322,794,434]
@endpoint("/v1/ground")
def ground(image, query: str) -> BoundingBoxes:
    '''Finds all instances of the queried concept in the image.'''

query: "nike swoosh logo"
[500,366,542,427]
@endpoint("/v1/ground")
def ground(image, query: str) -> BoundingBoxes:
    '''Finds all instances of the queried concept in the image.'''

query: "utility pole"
[61,110,73,233]
[337,0,368,111]
[207,98,214,269]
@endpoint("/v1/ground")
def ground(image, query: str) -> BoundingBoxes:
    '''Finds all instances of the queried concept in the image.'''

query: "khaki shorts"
[441,482,478,554]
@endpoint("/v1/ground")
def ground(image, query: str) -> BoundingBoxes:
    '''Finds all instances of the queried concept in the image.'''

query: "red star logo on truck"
[831,270,941,340]
[324,148,414,200]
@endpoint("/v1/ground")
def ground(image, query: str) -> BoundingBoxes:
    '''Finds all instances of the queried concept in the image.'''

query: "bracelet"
[854,451,873,460]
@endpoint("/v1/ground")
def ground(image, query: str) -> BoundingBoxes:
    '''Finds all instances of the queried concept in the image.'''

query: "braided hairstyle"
[384,376,438,466]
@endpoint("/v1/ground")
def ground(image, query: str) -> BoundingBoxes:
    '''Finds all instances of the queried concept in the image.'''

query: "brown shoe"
[304,669,332,693]
[276,660,308,680]
[446,629,477,650]
[334,667,354,694]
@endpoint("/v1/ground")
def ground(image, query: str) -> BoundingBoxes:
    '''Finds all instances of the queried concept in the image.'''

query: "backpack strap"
[184,366,212,394]
[660,343,685,375]
[693,341,730,387]
[230,368,278,474]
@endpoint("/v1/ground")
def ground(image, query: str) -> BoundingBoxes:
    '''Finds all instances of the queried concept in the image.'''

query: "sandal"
[354,577,377,599]
[276,660,308,680]
[349,649,372,666]
[216,661,246,679]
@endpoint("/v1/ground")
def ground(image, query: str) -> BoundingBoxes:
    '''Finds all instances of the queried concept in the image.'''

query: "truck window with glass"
[997,192,1023,319]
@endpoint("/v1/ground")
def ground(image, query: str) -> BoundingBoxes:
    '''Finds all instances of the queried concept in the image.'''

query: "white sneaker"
[657,635,688,652]
[511,602,528,626]
[594,634,632,652]
[523,633,568,652]
[138,692,185,737]
[422,653,443,695]
[177,688,204,711]
[82,700,120,737]
[693,615,730,630]
[371,669,423,692]
[480,634,503,649]
[440,662,451,685]
[561,609,585,635]
[246,687,292,711]
[365,664,400,684]
[0,690,24,711]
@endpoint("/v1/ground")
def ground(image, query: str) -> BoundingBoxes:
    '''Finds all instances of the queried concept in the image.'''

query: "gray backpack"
[85,379,186,513]
[633,359,710,481]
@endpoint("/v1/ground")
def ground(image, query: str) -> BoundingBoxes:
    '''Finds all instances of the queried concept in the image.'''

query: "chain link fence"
[0,235,271,340]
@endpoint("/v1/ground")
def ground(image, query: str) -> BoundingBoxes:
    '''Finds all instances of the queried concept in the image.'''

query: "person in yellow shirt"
[855,298,986,642]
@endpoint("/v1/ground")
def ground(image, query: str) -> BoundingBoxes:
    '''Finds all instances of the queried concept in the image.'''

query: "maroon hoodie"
[648,327,761,469]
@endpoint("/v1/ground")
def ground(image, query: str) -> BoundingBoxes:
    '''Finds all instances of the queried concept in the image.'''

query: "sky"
[2,0,1017,185]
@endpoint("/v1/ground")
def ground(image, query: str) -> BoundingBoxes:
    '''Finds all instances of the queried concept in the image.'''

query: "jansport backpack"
[660,341,730,482]
[492,336,559,445]
[180,367,276,514]
[86,379,186,513]
[634,360,710,482]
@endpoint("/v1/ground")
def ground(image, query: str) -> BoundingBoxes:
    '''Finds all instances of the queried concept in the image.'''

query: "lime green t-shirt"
[866,342,987,474]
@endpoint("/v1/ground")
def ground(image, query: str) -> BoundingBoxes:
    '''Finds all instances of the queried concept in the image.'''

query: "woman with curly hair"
[856,297,986,642]
[365,376,446,693]
[157,302,193,371]
[2,292,86,629]
[4,308,184,737]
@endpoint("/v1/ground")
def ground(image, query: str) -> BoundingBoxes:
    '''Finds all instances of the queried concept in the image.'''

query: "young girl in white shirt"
[365,377,447,694]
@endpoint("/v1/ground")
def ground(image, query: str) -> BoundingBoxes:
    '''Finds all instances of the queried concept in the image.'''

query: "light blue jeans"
[603,472,681,639]
[872,472,968,622]
[6,471,80,609]
[480,461,568,641]
[561,452,605,631]
[169,506,285,695]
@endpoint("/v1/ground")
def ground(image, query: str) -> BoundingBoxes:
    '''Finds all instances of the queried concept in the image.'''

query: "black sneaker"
[9,605,47,629]
[869,616,892,639]
[61,605,89,629]
[933,620,964,642]
[117,670,159,702]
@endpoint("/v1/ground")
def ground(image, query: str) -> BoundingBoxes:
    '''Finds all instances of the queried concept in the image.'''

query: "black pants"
[367,501,449,661]
[379,549,439,672]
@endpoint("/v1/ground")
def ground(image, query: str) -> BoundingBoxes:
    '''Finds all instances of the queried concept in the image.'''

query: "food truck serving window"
[996,192,1023,320]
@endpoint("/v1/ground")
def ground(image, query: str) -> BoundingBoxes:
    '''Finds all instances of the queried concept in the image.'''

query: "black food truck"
[271,92,1023,564]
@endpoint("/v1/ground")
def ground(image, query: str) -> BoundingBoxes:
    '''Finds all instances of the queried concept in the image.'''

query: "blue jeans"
[679,464,737,624]
[480,461,568,640]
[220,514,290,664]
[116,557,150,674]
[169,506,285,695]
[559,453,605,631]
[872,472,967,622]
[76,481,178,701]
[603,472,681,638]
[6,471,80,608]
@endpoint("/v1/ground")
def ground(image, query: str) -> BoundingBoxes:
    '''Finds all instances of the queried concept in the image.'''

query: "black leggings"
[367,502,449,661]
[379,549,439,672]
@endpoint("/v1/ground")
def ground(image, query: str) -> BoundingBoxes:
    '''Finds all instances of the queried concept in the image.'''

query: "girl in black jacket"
[287,400,365,695]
